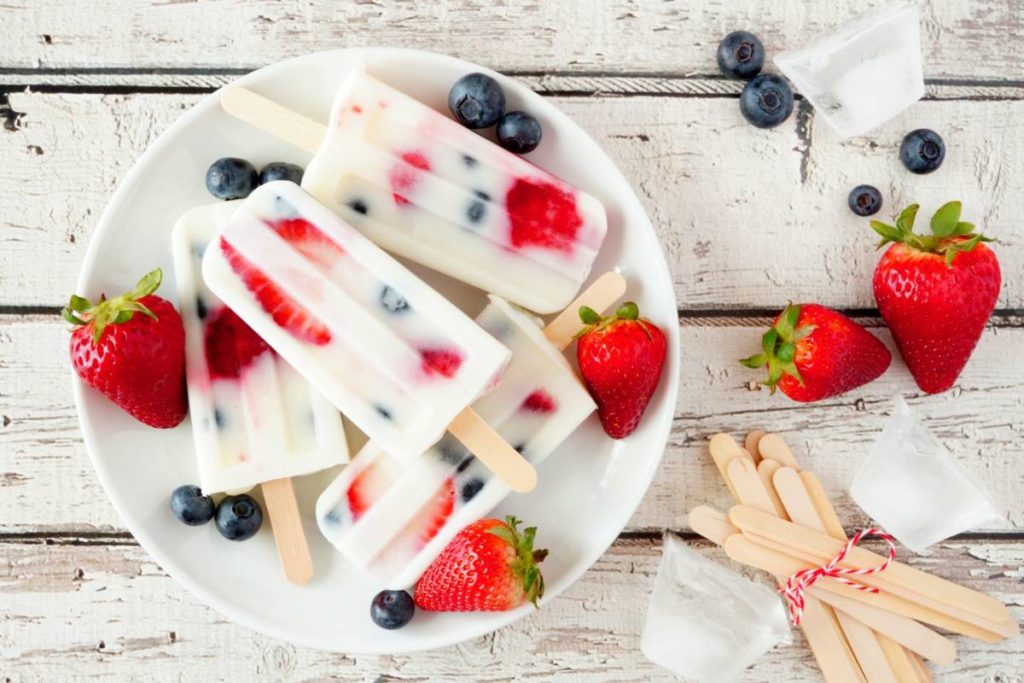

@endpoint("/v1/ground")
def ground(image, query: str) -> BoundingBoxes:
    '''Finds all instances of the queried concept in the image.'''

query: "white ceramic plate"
[73,48,679,654]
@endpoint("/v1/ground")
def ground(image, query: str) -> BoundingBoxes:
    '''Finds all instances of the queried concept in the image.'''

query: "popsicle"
[220,69,609,314]
[171,201,349,584]
[201,181,535,492]
[315,273,626,588]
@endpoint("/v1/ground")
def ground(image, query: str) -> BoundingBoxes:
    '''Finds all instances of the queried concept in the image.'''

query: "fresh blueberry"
[380,286,409,314]
[462,154,478,168]
[195,295,208,320]
[169,485,215,526]
[205,157,258,200]
[347,198,369,215]
[259,161,304,185]
[496,111,542,154]
[900,129,945,174]
[213,408,226,429]
[740,75,794,129]
[848,185,883,216]
[717,31,765,80]
[437,436,469,467]
[466,200,486,223]
[215,494,263,541]
[370,590,415,629]
[448,73,505,129]
[375,404,393,420]
[460,478,485,502]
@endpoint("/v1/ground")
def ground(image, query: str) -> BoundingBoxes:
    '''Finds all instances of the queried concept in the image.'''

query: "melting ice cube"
[641,533,790,681]
[850,396,1002,553]
[774,3,925,137]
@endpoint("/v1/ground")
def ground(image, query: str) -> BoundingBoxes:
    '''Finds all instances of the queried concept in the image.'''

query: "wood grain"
[3,0,1023,81]
[2,535,1020,680]
[2,91,1023,309]
[6,316,1022,535]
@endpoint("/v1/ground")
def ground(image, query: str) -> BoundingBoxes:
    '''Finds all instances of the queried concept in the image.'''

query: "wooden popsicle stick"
[907,652,933,683]
[877,635,923,683]
[789,468,956,668]
[709,433,751,501]
[728,505,1014,627]
[741,529,1018,640]
[261,477,314,585]
[449,408,537,493]
[716,449,865,683]
[746,430,766,462]
[757,459,788,518]
[722,533,1005,643]
[543,272,627,350]
[773,467,898,683]
[687,507,959,663]
[758,433,800,468]
[220,87,326,154]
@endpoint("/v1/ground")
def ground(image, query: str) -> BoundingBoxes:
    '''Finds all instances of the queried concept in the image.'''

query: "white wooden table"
[2,2,1022,679]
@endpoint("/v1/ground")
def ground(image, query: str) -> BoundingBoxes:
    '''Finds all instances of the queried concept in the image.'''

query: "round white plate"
[73,48,679,654]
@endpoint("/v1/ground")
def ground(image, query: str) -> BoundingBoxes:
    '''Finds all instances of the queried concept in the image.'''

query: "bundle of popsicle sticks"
[688,432,1019,683]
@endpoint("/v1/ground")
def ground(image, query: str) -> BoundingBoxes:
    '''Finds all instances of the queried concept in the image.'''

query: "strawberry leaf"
[896,204,919,233]
[761,328,779,356]
[740,353,767,369]
[870,221,903,247]
[615,301,639,321]
[952,221,976,236]
[578,306,601,325]
[930,201,962,237]
[61,306,85,326]
[69,295,92,312]
[128,268,162,300]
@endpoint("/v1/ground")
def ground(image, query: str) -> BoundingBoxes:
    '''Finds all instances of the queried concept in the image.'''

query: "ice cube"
[774,3,925,137]
[641,533,791,681]
[850,396,1002,553]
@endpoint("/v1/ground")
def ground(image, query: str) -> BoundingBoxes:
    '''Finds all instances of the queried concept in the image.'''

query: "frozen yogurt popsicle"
[201,182,534,491]
[172,201,349,584]
[220,70,609,314]
[315,273,625,588]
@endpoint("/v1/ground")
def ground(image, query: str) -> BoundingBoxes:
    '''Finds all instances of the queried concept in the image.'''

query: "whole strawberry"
[576,302,667,439]
[740,303,891,402]
[415,516,547,612]
[871,202,1000,394]
[63,269,187,428]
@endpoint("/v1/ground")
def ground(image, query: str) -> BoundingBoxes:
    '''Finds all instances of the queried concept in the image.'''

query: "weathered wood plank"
[2,536,1021,679]
[4,0,1023,81]
[5,316,1022,535]
[2,91,1023,309]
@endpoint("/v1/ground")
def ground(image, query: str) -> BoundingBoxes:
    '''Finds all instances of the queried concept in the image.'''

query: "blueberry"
[169,485,215,526]
[740,75,794,129]
[347,198,369,215]
[205,157,258,200]
[370,590,415,629]
[848,185,883,216]
[380,286,409,314]
[460,478,485,502]
[259,161,304,185]
[466,200,486,223]
[215,494,263,541]
[900,129,945,174]
[462,154,478,168]
[195,295,207,320]
[213,408,226,429]
[437,436,470,466]
[496,111,542,154]
[448,73,505,129]
[375,404,393,420]
[717,31,765,80]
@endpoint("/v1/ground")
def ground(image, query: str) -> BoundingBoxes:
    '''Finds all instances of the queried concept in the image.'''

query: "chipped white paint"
[1,92,1023,308]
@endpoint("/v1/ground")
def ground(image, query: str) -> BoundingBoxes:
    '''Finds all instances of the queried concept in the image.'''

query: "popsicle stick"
[745,430,766,462]
[715,444,865,683]
[907,652,933,683]
[729,505,1014,627]
[709,433,751,501]
[687,507,959,663]
[220,87,326,154]
[773,467,898,683]
[758,433,799,468]
[790,468,956,667]
[722,533,1005,643]
[877,635,923,683]
[757,460,788,518]
[449,408,537,493]
[543,272,628,350]
[261,477,314,585]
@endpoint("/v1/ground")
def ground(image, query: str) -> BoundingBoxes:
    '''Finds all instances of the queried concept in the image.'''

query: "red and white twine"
[779,528,896,626]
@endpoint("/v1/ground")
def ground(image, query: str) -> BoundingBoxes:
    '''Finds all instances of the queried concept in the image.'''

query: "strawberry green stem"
[869,201,993,268]
[61,269,163,344]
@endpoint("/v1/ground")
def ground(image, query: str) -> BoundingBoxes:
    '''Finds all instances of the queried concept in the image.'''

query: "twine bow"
[779,528,896,626]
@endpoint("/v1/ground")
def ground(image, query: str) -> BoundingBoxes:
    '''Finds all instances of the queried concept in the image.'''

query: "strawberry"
[740,303,891,402]
[870,202,1001,394]
[576,302,667,439]
[220,238,332,345]
[346,462,396,522]
[506,177,583,253]
[270,217,345,270]
[63,269,187,428]
[414,515,547,612]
